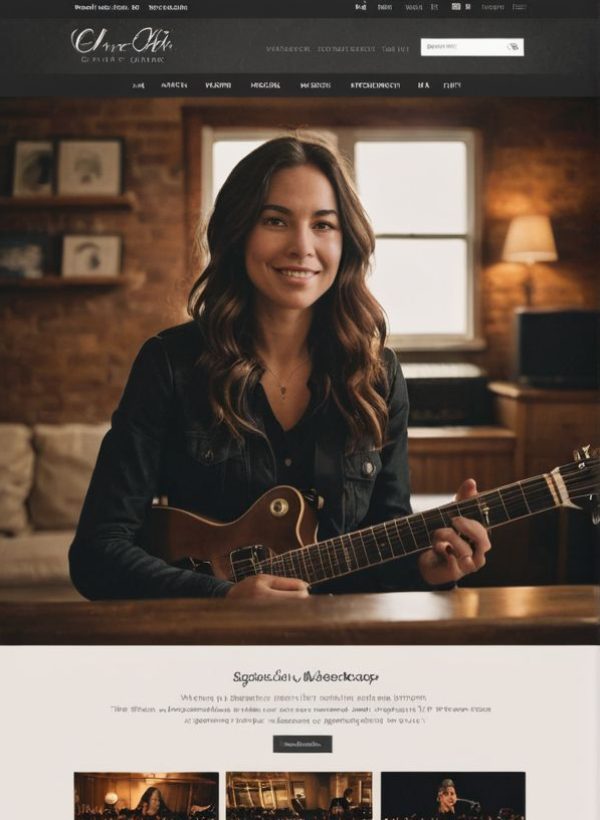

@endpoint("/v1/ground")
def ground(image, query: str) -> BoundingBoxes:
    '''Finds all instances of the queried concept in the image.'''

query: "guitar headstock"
[560,445,600,521]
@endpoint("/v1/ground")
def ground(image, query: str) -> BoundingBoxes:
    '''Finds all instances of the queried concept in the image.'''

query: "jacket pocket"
[184,430,244,466]
[182,430,247,517]
[343,450,382,528]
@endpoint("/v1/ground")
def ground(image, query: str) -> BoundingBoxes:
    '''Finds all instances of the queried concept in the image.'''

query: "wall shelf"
[0,193,137,210]
[0,273,145,289]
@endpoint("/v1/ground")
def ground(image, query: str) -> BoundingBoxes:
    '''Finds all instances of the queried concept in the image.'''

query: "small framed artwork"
[61,235,122,277]
[12,140,54,196]
[57,138,124,196]
[0,234,48,279]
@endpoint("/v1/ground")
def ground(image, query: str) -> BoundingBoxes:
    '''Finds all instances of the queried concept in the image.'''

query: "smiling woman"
[245,165,342,311]
[69,134,491,602]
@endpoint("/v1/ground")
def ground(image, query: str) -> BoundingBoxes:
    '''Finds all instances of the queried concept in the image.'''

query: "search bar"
[421,38,525,57]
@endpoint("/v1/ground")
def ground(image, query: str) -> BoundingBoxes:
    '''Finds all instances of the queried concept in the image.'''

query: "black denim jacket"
[69,321,427,600]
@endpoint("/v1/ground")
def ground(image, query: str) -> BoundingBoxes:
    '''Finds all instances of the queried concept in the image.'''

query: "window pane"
[370,238,468,335]
[355,141,467,234]
[212,140,265,201]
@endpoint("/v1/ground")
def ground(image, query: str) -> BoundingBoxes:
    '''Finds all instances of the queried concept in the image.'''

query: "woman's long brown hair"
[188,134,390,451]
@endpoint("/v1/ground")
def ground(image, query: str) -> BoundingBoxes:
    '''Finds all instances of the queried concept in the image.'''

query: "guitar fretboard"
[239,474,559,585]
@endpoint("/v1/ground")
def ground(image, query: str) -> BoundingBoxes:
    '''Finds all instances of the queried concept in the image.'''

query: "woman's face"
[147,790,160,815]
[244,163,343,316]
[438,786,457,813]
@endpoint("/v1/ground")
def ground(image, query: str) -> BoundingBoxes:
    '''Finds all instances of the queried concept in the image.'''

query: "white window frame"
[201,126,483,352]
[200,127,294,219]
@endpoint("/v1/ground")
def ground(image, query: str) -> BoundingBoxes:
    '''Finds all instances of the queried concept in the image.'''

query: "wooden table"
[1,585,597,645]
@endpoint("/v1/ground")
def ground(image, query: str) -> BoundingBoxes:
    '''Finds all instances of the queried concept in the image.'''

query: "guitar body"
[140,450,597,587]
[143,485,319,581]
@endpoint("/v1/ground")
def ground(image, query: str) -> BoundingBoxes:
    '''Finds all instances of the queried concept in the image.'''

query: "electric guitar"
[143,447,599,585]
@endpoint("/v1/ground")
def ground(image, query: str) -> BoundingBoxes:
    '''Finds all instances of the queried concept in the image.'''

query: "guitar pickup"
[229,545,272,581]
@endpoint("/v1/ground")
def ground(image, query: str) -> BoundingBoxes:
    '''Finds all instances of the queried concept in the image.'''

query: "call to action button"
[273,735,333,753]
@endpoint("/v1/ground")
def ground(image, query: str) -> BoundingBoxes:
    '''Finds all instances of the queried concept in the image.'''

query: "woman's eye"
[263,216,285,226]
[314,221,336,231]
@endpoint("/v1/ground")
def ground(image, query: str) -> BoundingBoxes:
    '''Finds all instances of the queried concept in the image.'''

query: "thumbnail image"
[74,772,218,819]
[381,772,525,819]
[227,772,372,820]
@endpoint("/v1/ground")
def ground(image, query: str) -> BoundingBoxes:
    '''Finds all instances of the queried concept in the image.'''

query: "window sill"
[388,335,487,352]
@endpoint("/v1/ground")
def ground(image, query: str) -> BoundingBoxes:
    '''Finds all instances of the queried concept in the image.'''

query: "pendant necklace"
[262,357,310,400]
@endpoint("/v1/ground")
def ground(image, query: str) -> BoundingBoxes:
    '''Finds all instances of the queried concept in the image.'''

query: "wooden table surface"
[1,585,598,645]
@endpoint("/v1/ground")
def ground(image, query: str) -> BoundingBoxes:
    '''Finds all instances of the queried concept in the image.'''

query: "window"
[202,127,480,350]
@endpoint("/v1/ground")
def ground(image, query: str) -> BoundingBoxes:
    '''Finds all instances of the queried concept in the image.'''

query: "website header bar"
[0,15,596,97]
[1,0,598,19]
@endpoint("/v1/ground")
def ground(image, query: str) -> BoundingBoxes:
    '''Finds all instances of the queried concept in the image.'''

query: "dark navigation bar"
[2,0,598,18]
[1,73,593,97]
[0,5,596,97]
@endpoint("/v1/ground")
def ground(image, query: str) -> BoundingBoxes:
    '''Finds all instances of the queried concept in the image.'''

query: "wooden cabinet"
[489,381,600,478]
[408,426,516,493]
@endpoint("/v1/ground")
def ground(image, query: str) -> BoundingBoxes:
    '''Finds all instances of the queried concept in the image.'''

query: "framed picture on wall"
[56,138,124,195]
[61,234,122,277]
[12,140,54,196]
[0,233,48,278]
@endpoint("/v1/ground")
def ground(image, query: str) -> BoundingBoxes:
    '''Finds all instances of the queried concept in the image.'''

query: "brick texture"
[0,97,597,423]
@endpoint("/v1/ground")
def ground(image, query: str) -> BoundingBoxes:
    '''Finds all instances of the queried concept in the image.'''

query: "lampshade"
[104,792,119,806]
[502,215,558,264]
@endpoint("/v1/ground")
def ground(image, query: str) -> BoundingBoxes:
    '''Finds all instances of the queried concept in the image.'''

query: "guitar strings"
[235,472,599,582]
[231,461,599,582]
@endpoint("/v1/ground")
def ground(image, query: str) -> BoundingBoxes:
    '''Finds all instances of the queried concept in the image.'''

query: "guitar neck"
[255,471,565,586]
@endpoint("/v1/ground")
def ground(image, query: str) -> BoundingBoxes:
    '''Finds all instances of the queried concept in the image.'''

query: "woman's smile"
[276,266,318,278]
[274,265,320,283]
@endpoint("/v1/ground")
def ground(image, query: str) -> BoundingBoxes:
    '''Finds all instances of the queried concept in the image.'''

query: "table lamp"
[502,214,558,306]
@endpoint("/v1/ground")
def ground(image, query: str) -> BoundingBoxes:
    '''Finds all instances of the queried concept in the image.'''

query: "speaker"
[514,308,600,389]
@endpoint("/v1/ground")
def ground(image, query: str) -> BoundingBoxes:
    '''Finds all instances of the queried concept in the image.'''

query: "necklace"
[261,357,310,400]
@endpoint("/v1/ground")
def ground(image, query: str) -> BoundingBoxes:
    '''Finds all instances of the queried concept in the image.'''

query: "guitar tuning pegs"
[590,495,600,526]
[573,445,592,462]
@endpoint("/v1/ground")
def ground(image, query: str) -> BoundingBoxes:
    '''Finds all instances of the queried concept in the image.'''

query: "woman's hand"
[418,478,491,587]
[226,573,310,599]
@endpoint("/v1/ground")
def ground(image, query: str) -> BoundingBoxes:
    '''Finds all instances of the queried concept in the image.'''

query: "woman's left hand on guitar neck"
[417,479,492,587]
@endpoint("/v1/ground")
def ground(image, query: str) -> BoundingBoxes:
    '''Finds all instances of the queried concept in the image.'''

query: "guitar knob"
[270,498,289,517]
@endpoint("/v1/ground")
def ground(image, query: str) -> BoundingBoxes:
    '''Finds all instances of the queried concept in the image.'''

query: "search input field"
[421,38,525,57]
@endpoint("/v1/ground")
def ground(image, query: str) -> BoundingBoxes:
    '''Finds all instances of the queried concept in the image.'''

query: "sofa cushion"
[0,424,34,535]
[30,423,109,530]
[0,530,74,585]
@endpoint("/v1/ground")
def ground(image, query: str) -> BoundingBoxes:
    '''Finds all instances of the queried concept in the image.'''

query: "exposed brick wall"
[0,99,189,423]
[0,97,597,423]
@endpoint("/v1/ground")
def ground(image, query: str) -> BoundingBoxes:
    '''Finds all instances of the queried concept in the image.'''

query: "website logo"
[70,27,174,64]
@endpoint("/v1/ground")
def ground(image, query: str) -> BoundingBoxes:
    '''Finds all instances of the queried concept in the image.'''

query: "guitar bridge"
[170,557,214,575]
[230,545,272,582]
[186,557,214,575]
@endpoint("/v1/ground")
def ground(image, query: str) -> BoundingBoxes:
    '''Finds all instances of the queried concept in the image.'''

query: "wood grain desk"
[1,585,597,645]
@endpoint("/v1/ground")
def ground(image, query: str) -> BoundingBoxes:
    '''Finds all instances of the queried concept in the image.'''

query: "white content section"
[421,38,525,57]
[0,645,597,819]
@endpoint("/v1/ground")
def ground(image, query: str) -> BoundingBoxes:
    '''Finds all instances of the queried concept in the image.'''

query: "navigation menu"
[0,73,590,96]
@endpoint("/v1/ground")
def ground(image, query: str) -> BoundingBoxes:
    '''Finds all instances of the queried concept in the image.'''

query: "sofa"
[0,422,109,601]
